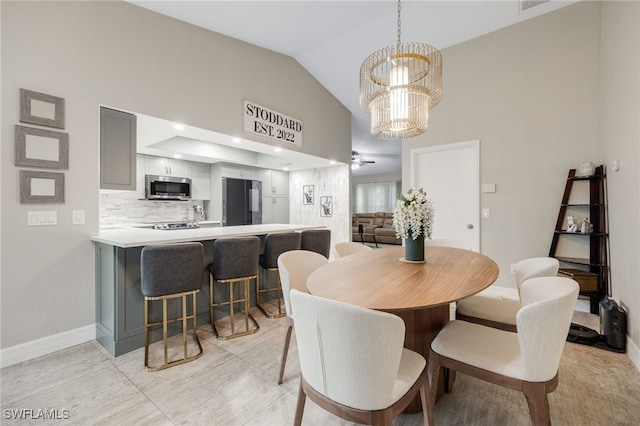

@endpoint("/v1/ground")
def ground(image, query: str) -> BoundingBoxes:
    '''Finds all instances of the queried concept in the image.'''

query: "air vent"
[520,0,551,13]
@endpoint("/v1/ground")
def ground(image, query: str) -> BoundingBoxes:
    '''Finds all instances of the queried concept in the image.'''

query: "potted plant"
[392,187,434,262]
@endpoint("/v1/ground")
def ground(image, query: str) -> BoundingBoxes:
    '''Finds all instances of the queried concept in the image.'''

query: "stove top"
[152,221,200,230]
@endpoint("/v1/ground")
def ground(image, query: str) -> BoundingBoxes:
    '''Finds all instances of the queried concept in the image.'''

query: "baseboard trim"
[0,325,96,368]
[627,335,640,372]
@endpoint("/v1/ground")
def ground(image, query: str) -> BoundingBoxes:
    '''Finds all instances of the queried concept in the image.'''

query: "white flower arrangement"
[392,187,434,241]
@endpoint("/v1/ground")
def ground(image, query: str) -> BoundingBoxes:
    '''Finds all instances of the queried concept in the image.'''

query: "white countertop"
[92,223,324,248]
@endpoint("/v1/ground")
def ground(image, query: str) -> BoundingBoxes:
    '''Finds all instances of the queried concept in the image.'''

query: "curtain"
[354,182,399,213]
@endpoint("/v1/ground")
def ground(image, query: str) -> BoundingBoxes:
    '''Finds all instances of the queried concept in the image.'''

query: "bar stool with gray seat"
[257,232,301,318]
[300,229,331,259]
[209,236,260,340]
[141,242,204,372]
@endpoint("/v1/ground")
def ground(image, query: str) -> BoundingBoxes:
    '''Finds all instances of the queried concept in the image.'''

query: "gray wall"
[1,1,351,349]
[599,1,640,352]
[402,1,639,352]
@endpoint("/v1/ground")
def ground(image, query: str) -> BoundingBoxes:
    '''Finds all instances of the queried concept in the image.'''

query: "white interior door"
[410,140,480,251]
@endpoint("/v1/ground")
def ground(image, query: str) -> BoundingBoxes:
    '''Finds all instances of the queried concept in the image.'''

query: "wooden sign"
[243,100,303,147]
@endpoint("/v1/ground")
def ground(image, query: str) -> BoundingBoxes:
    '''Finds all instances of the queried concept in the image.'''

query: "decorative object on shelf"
[359,0,442,139]
[577,161,596,177]
[581,217,594,234]
[319,196,332,217]
[14,125,69,169]
[567,215,577,232]
[303,185,314,205]
[393,187,434,262]
[19,88,65,129]
[19,170,65,204]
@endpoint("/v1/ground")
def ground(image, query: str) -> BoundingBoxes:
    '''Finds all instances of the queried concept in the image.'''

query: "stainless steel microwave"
[145,175,192,201]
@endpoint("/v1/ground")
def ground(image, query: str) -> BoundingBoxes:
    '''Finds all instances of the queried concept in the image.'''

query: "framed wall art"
[20,89,65,129]
[303,185,314,205]
[15,125,69,169]
[320,196,332,217]
[20,170,65,204]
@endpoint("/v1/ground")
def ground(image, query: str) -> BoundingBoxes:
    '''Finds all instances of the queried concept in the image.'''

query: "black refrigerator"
[222,177,262,226]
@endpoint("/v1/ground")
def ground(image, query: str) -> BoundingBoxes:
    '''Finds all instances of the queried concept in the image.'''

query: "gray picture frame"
[303,185,314,205]
[15,125,69,169]
[20,88,65,129]
[320,196,332,217]
[19,170,65,204]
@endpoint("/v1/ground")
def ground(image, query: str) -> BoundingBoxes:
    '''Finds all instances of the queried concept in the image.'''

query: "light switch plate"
[482,208,490,218]
[28,211,56,226]
[73,210,86,225]
[482,184,496,193]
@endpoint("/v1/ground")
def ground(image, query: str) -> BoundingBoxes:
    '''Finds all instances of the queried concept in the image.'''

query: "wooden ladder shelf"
[549,165,608,314]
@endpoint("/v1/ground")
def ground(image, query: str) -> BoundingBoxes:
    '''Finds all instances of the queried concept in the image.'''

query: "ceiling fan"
[351,151,375,170]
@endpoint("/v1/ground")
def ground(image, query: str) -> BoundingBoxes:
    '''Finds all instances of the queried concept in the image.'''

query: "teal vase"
[404,234,425,262]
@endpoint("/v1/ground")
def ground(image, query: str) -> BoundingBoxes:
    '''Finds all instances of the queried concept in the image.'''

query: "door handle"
[467,224,474,229]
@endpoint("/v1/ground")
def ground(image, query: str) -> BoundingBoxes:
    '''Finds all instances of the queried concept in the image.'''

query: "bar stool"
[140,242,204,372]
[209,236,260,340]
[300,229,331,259]
[257,232,301,319]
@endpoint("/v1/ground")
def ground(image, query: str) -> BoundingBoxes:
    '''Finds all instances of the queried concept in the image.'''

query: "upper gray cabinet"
[145,156,190,177]
[258,168,289,196]
[100,107,136,190]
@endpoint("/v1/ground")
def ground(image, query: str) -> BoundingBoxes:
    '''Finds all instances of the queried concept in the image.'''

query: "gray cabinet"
[262,195,290,224]
[258,168,289,223]
[191,162,211,200]
[95,242,213,356]
[145,156,189,177]
[258,168,289,196]
[100,107,136,190]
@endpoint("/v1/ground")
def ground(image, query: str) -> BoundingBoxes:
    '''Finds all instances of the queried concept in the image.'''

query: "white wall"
[599,0,640,359]
[402,0,640,359]
[289,166,351,259]
[1,1,351,350]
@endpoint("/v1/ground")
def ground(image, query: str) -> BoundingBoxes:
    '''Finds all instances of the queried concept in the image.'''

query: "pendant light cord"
[396,0,402,51]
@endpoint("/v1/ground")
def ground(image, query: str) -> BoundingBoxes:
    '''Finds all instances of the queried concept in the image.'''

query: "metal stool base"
[144,290,203,372]
[257,267,286,319]
[210,275,260,340]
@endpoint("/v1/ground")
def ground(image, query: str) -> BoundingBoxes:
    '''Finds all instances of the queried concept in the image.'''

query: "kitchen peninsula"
[92,223,323,356]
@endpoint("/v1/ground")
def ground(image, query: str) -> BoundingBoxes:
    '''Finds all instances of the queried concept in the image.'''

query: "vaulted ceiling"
[129,0,578,176]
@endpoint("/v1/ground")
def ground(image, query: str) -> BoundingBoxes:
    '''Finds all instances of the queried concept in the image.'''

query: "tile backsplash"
[100,192,205,226]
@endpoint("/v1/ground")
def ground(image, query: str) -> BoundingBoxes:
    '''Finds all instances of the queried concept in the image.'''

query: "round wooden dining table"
[306,245,499,412]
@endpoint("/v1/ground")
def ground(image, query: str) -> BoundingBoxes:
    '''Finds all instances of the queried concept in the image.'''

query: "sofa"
[351,212,401,245]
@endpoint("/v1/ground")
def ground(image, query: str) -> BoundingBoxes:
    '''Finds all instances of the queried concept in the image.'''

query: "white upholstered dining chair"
[276,250,328,384]
[290,290,429,426]
[455,257,560,332]
[334,241,373,258]
[426,276,579,426]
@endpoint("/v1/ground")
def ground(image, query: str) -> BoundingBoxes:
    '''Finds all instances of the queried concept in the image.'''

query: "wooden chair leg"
[523,382,551,426]
[420,382,429,426]
[426,350,441,426]
[371,411,393,426]
[445,367,457,393]
[293,380,307,426]
[278,323,293,384]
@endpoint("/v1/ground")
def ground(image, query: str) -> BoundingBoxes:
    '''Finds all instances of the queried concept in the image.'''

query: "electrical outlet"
[510,264,516,274]
[73,210,86,225]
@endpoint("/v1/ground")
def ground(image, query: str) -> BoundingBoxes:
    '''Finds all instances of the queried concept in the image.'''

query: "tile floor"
[1,307,639,425]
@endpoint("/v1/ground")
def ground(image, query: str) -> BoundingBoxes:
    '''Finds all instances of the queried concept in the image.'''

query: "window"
[354,181,399,213]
